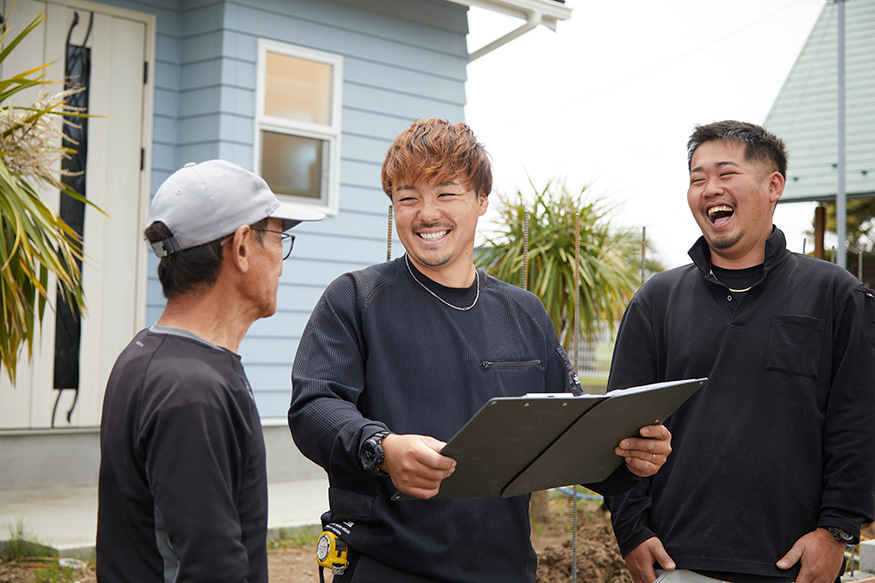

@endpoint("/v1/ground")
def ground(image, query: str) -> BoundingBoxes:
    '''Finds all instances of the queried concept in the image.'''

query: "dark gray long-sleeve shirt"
[98,327,268,583]
[289,256,635,583]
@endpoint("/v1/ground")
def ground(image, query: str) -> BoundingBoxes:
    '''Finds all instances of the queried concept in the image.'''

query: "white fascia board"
[446,0,572,31]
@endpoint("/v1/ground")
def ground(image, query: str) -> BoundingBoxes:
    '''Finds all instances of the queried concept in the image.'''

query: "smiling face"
[687,140,785,269]
[391,173,488,287]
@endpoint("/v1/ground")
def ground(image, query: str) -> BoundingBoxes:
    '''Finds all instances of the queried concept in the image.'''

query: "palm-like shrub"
[0,12,92,381]
[477,181,650,349]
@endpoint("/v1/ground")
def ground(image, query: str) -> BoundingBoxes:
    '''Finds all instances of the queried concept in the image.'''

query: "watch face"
[829,527,853,542]
[362,435,385,471]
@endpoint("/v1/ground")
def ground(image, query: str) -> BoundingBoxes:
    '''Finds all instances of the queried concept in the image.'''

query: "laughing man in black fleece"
[605,120,875,583]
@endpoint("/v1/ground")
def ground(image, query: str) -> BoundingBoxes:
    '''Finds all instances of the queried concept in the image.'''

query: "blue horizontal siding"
[246,313,313,341]
[275,284,330,314]
[347,59,466,104]
[152,114,174,141]
[230,1,467,58]
[341,133,394,167]
[287,219,391,248]
[252,392,294,421]
[340,158,385,191]
[153,59,177,90]
[151,143,175,173]
[178,59,221,91]
[279,255,382,286]
[95,0,469,418]
[338,184,392,215]
[342,108,445,142]
[240,338,300,364]
[154,32,177,61]
[215,141,253,164]
[181,3,223,35]
[246,365,299,392]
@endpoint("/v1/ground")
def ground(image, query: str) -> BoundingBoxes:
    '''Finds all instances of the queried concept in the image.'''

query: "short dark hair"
[687,120,788,179]
[381,118,492,198]
[145,218,268,299]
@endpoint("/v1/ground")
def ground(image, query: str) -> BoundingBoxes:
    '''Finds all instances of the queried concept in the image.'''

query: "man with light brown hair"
[289,118,672,582]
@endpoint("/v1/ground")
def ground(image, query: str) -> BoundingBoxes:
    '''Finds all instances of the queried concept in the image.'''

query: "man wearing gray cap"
[96,160,324,583]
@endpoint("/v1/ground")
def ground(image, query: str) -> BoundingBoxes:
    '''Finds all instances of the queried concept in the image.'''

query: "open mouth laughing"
[707,205,734,226]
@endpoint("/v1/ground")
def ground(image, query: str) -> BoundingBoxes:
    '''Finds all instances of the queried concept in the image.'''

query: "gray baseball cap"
[148,160,325,257]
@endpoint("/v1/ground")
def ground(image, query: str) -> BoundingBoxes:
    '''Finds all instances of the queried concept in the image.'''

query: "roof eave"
[446,0,573,61]
[447,0,572,27]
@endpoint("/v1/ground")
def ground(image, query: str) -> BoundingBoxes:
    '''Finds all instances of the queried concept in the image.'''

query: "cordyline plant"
[476,180,648,350]
[0,11,96,383]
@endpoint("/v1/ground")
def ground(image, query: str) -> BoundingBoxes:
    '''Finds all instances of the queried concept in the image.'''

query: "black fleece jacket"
[605,228,875,581]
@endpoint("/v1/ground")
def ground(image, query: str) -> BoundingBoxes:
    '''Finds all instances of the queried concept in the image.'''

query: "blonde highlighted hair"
[381,118,492,198]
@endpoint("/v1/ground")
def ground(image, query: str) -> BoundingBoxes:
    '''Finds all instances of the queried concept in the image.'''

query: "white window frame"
[255,39,343,216]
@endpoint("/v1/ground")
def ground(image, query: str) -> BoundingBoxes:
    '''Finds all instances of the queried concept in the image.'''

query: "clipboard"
[392,377,706,500]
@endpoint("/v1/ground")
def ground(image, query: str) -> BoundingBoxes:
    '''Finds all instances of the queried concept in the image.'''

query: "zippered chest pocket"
[481,359,541,370]
[480,359,544,395]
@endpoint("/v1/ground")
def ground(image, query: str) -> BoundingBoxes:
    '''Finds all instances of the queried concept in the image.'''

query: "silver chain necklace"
[405,255,480,311]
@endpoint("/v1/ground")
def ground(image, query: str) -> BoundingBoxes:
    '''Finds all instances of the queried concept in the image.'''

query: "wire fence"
[572,321,618,385]
[846,248,875,288]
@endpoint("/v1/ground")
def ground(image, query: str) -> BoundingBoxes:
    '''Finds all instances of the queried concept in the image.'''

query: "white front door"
[0,0,154,429]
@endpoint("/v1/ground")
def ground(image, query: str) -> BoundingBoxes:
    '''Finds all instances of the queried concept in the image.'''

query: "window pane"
[261,131,325,201]
[265,51,332,125]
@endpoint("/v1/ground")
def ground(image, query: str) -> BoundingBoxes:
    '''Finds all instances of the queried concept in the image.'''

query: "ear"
[226,225,253,273]
[478,192,489,217]
[767,171,785,205]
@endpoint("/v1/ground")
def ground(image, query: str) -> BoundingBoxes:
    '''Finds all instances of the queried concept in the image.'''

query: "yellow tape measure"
[316,530,348,574]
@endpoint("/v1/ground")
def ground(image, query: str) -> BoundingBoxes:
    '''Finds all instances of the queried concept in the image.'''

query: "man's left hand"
[615,425,671,477]
[776,528,846,583]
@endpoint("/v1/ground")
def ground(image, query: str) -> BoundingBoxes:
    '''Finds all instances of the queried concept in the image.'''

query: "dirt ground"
[266,495,630,583]
[1,503,873,583]
[0,495,619,583]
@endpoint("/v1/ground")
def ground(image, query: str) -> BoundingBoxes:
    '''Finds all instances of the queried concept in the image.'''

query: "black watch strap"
[826,526,855,544]
[360,430,390,476]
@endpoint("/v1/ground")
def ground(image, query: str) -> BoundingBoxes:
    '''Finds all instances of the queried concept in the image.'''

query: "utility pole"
[836,0,847,268]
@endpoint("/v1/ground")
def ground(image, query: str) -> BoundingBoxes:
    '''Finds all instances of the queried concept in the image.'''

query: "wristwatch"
[826,526,855,544]
[360,430,391,476]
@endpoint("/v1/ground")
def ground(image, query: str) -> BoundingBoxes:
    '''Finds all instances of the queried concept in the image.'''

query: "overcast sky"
[464,0,826,269]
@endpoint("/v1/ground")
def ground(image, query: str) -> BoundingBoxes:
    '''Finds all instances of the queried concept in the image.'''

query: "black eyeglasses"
[252,228,295,260]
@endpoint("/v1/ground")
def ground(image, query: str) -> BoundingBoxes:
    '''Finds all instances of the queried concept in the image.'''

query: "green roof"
[764,0,875,203]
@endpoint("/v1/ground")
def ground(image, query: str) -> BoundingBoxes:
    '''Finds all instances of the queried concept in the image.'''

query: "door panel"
[0,0,153,429]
